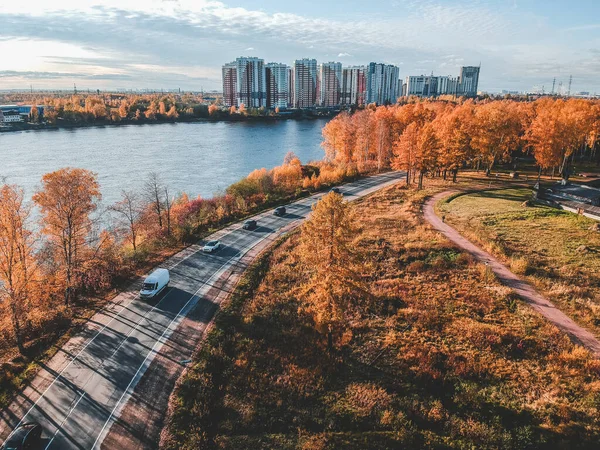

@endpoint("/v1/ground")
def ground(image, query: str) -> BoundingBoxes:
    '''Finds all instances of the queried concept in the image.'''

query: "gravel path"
[424,191,600,357]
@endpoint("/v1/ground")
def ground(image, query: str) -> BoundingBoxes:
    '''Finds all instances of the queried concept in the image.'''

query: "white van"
[140,268,170,299]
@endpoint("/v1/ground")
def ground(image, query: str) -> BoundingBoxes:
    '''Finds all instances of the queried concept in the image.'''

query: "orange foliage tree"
[298,192,365,352]
[33,168,101,305]
[0,184,37,353]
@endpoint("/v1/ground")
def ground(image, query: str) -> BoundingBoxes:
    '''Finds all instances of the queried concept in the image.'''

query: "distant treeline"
[0,92,337,128]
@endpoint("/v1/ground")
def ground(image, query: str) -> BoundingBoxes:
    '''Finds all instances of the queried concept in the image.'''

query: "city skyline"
[1,0,600,93]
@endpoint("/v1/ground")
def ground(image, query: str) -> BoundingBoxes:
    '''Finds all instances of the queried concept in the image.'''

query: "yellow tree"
[415,122,439,189]
[298,193,365,352]
[391,122,419,185]
[33,168,101,305]
[0,184,37,353]
[526,99,567,181]
[437,103,474,181]
[471,101,523,176]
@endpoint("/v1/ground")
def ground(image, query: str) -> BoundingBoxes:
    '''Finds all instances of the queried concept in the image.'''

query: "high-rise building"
[365,63,400,105]
[318,62,342,107]
[404,75,459,97]
[235,57,267,108]
[341,66,367,107]
[287,67,294,109]
[293,58,318,108]
[222,62,237,107]
[458,66,480,97]
[265,63,289,109]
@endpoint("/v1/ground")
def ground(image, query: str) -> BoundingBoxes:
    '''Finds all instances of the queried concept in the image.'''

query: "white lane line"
[91,226,279,449]
[13,210,272,429]
[44,392,86,450]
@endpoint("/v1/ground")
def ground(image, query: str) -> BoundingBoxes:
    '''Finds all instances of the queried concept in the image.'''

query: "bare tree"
[164,185,173,237]
[144,172,164,229]
[111,190,143,252]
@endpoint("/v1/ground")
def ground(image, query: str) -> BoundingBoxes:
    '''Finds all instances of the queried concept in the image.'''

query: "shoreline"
[0,112,337,134]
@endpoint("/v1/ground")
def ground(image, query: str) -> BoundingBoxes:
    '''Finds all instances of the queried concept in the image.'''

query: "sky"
[1,0,600,94]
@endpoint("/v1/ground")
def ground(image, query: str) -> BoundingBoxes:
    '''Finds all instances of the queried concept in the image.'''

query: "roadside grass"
[439,187,600,334]
[163,182,600,450]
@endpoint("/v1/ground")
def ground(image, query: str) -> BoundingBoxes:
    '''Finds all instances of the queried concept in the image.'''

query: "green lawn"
[440,188,600,332]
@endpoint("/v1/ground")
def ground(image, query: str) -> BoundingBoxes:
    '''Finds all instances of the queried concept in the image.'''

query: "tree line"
[1,92,326,127]
[322,97,600,188]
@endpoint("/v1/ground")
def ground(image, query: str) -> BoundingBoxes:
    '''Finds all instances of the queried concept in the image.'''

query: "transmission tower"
[568,75,573,96]
[551,78,556,95]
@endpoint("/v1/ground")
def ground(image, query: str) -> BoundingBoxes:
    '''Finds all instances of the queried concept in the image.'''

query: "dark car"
[3,422,42,450]
[243,219,257,230]
[330,187,341,194]
[274,206,286,216]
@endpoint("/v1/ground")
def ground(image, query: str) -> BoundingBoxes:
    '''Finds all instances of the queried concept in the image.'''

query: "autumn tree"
[167,105,179,119]
[29,105,39,123]
[283,151,300,165]
[208,104,219,116]
[437,103,474,181]
[414,122,439,189]
[110,190,143,252]
[0,184,37,353]
[33,168,101,305]
[118,101,129,119]
[392,122,419,185]
[471,101,522,176]
[298,192,366,352]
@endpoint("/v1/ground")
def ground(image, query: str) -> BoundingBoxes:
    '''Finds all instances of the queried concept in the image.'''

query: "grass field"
[440,188,600,335]
[163,182,600,450]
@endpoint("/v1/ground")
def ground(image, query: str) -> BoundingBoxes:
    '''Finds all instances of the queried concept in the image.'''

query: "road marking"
[91,227,279,449]
[44,392,86,450]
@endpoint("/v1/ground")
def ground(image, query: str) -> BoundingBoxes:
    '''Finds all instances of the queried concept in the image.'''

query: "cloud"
[0,1,598,92]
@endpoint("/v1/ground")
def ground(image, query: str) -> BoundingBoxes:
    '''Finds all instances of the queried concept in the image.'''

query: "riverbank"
[0,110,339,133]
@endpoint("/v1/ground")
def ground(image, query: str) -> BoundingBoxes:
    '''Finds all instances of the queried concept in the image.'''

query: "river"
[0,119,329,207]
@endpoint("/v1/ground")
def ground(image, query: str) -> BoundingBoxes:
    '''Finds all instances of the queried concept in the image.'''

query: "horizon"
[1,1,600,94]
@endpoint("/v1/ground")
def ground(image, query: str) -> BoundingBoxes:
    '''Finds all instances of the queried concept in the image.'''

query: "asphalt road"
[0,171,403,450]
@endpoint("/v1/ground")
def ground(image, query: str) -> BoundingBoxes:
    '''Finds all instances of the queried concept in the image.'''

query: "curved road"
[424,191,600,357]
[0,171,404,450]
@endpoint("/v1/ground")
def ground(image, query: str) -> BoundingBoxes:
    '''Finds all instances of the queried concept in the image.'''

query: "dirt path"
[424,191,600,358]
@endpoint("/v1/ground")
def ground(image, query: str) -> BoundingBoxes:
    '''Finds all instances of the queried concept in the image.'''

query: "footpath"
[423,191,600,357]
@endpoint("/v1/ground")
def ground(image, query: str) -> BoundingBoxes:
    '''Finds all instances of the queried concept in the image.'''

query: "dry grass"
[440,187,600,334]
[164,181,600,450]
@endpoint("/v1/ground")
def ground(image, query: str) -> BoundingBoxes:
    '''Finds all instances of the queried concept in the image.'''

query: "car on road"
[330,187,341,194]
[140,268,170,299]
[2,422,42,450]
[243,219,257,230]
[203,240,221,253]
[274,206,286,216]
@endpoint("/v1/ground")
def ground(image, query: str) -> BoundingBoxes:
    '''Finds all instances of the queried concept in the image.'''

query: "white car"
[203,240,221,253]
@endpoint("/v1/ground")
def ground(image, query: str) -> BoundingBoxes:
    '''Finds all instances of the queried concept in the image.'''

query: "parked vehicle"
[330,187,341,194]
[203,240,221,253]
[2,422,42,450]
[243,219,257,230]
[140,268,170,299]
[274,206,286,216]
